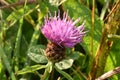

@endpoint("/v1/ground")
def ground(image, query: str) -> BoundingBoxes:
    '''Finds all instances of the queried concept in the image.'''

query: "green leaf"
[55,59,74,70]
[13,18,23,72]
[29,45,45,54]
[16,65,46,75]
[28,52,48,63]
[28,45,47,63]
[55,66,73,80]
[41,61,53,80]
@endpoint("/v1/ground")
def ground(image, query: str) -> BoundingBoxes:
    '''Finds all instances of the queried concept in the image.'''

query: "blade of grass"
[0,46,16,80]
[13,18,23,72]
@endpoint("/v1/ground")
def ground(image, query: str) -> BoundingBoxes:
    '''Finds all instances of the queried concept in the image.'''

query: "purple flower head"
[41,11,86,48]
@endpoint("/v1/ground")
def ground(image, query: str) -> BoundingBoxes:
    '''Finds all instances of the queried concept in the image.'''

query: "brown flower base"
[45,42,65,62]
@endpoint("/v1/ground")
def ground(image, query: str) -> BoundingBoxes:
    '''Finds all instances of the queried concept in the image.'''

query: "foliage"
[0,0,120,80]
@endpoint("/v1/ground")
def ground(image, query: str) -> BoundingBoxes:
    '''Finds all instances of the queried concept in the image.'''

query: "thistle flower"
[41,11,86,61]
[41,11,86,48]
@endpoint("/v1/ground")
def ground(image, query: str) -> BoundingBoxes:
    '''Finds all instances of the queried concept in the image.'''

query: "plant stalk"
[88,0,120,79]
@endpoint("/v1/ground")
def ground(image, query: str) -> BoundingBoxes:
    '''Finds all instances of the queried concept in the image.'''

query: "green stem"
[41,61,53,80]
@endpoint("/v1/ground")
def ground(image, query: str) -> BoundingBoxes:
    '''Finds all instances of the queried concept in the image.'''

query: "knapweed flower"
[41,11,86,61]
[41,11,86,48]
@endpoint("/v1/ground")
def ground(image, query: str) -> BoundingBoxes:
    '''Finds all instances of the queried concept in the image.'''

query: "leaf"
[55,59,74,70]
[28,52,48,63]
[55,66,73,80]
[27,45,47,63]
[16,65,46,75]
[29,45,45,54]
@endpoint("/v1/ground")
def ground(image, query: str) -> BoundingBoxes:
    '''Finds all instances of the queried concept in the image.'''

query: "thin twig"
[95,66,120,80]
